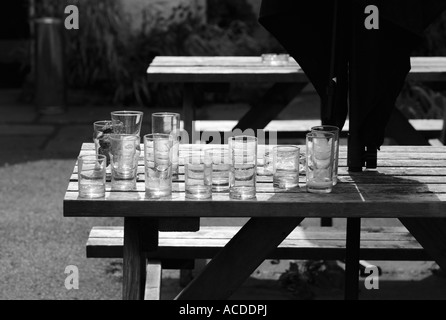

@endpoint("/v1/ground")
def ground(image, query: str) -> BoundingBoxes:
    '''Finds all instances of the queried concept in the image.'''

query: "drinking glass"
[111,110,144,135]
[109,134,140,191]
[261,146,274,176]
[78,154,106,198]
[152,112,181,179]
[144,133,173,199]
[93,120,123,165]
[229,136,257,200]
[208,147,230,192]
[311,125,340,185]
[273,146,300,189]
[184,150,212,199]
[306,132,335,194]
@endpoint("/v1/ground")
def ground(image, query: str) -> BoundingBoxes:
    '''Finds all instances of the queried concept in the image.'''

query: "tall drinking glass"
[93,120,123,165]
[311,125,340,185]
[152,112,181,179]
[109,134,140,191]
[229,136,257,200]
[111,110,144,135]
[144,133,173,199]
[306,132,335,194]
[208,147,230,192]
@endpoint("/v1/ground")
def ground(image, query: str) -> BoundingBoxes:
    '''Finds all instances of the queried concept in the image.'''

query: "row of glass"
[77,111,339,200]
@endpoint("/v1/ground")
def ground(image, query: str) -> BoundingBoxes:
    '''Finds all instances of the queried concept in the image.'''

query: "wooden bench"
[86,225,432,300]
[147,56,446,145]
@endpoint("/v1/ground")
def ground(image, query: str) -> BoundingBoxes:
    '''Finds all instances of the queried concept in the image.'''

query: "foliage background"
[33,0,445,119]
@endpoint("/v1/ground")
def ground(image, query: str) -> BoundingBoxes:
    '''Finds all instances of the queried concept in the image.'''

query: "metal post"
[34,17,65,115]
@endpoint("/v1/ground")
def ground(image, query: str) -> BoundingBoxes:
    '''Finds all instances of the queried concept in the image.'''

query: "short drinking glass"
[78,154,106,199]
[229,136,257,200]
[144,134,173,199]
[109,134,140,191]
[306,132,335,194]
[273,146,300,189]
[184,150,212,199]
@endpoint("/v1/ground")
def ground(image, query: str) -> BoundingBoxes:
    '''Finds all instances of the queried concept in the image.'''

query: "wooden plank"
[88,239,429,261]
[89,236,423,250]
[65,191,446,218]
[88,226,416,241]
[86,226,431,261]
[147,68,308,83]
[176,217,304,300]
[147,56,446,83]
[345,218,361,300]
[67,181,446,194]
[144,260,162,300]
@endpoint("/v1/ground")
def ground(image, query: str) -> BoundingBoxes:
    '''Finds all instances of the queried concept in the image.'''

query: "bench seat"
[87,226,432,262]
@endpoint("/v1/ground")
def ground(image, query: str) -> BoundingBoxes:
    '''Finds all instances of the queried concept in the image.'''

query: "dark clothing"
[258,0,446,168]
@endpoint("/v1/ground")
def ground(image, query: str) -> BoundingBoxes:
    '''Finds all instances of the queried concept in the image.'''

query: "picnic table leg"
[344,217,361,300]
[183,83,195,142]
[399,218,446,271]
[123,218,159,300]
[233,82,308,131]
[175,217,304,300]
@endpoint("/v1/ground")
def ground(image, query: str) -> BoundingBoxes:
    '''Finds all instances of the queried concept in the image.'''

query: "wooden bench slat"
[88,226,414,239]
[144,260,162,300]
[147,56,446,83]
[86,226,431,262]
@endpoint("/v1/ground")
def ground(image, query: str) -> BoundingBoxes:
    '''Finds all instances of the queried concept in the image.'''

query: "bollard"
[34,17,66,115]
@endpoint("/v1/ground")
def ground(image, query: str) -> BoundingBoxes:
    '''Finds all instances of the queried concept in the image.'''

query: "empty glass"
[311,125,340,185]
[78,154,106,198]
[229,136,257,200]
[111,110,144,135]
[109,134,140,191]
[273,146,300,189]
[306,132,335,194]
[93,120,123,165]
[152,112,181,179]
[144,134,173,199]
[208,147,230,192]
[184,150,212,199]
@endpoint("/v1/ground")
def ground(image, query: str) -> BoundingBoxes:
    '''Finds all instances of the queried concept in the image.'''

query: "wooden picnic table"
[146,56,446,145]
[64,143,446,300]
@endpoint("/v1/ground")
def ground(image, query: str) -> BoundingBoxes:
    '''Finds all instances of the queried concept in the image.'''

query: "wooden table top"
[63,144,446,219]
[146,56,446,83]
